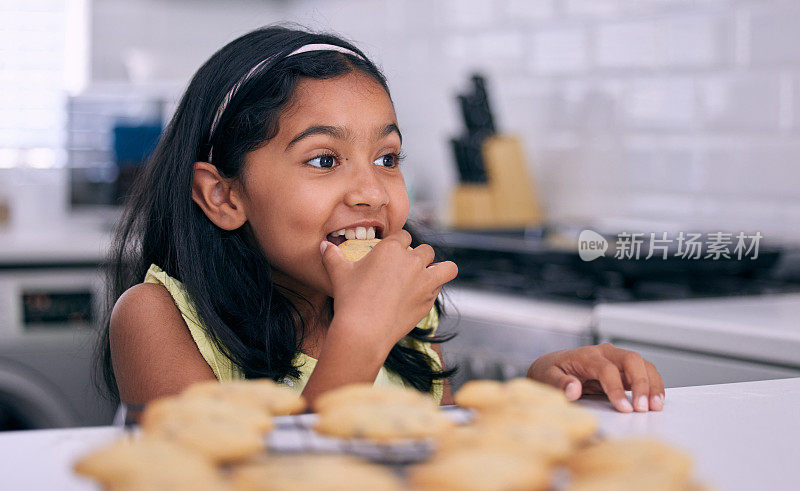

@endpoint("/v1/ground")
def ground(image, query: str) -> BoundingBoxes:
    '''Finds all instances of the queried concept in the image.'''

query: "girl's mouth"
[325,226,381,246]
[327,234,347,246]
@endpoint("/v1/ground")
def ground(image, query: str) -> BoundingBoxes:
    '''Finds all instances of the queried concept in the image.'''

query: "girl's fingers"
[594,362,634,413]
[581,379,605,394]
[425,260,459,286]
[431,285,444,303]
[618,352,651,412]
[564,379,582,401]
[540,365,583,401]
[386,229,413,249]
[646,361,666,411]
[319,240,349,276]
[413,243,436,266]
[601,343,661,412]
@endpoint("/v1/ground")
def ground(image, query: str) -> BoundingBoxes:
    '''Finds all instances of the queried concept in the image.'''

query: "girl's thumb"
[320,241,346,271]
[543,365,582,401]
[562,377,583,401]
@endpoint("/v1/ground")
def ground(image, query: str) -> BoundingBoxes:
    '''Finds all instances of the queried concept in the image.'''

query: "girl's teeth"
[336,227,376,240]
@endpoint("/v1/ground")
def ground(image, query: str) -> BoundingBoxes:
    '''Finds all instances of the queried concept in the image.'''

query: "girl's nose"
[343,163,390,209]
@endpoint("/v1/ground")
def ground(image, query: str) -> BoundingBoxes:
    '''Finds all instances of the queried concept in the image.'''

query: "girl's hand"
[526,343,665,413]
[320,230,458,353]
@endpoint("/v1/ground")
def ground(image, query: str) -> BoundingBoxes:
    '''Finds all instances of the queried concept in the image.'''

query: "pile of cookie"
[413,378,697,490]
[75,378,698,490]
[75,380,306,490]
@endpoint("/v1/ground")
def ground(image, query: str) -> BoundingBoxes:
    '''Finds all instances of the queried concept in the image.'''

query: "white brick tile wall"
[622,191,698,224]
[792,75,800,130]
[694,141,753,196]
[596,20,658,68]
[440,0,499,29]
[491,78,560,131]
[622,78,696,129]
[502,0,555,22]
[443,31,527,74]
[659,15,730,68]
[696,139,800,200]
[476,31,527,63]
[279,0,800,241]
[565,0,624,18]
[747,5,800,65]
[530,27,589,74]
[699,74,783,131]
[596,15,725,69]
[624,138,700,193]
[572,79,627,130]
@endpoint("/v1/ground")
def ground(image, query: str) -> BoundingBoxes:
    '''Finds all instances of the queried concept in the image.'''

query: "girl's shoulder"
[111,281,178,332]
[109,282,193,364]
[110,282,216,402]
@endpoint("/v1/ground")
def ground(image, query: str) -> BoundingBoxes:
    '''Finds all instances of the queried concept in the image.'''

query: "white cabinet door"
[609,340,800,388]
[439,315,592,391]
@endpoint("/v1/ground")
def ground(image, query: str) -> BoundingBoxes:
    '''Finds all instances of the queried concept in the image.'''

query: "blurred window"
[0,0,87,168]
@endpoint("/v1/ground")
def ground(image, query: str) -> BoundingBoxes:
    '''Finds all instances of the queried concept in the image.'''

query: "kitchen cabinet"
[439,287,594,391]
[610,340,800,387]
[596,293,800,387]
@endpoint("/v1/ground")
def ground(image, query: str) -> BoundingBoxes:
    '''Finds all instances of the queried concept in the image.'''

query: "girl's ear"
[191,162,248,230]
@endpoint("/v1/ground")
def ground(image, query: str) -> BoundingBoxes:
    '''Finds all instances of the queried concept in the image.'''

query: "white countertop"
[444,286,593,335]
[0,229,111,264]
[1,377,798,490]
[595,293,800,366]
[580,377,800,491]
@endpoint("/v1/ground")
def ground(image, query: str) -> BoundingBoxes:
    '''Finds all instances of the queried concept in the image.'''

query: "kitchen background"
[2,0,800,430]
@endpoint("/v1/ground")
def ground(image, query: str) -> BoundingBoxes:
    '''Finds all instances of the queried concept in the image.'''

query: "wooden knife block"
[450,135,544,229]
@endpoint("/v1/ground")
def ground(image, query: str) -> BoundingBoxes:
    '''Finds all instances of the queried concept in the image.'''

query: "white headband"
[207,43,364,163]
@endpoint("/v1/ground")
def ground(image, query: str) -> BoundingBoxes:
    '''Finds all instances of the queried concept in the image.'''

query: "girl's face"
[240,72,409,302]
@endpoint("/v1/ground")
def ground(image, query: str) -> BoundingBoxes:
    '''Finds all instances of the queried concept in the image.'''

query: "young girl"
[98,25,665,414]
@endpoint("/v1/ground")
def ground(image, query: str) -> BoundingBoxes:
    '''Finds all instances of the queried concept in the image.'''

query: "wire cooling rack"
[267,406,474,465]
[120,403,473,464]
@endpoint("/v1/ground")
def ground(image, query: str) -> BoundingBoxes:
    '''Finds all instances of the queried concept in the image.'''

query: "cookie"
[314,400,454,442]
[140,394,273,462]
[338,238,381,262]
[454,378,569,410]
[337,238,414,262]
[569,468,695,491]
[567,438,693,481]
[231,454,403,491]
[478,404,599,444]
[184,379,306,415]
[408,447,551,491]
[74,437,228,491]
[313,383,451,442]
[436,421,573,464]
[313,383,430,413]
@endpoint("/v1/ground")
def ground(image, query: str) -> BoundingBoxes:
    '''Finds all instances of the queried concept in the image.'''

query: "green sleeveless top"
[144,264,443,403]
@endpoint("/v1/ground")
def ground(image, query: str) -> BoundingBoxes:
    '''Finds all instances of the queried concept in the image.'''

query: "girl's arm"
[300,323,454,408]
[109,283,217,409]
[300,313,391,408]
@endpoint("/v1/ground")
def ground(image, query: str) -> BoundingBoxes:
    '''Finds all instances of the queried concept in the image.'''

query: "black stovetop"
[417,227,800,305]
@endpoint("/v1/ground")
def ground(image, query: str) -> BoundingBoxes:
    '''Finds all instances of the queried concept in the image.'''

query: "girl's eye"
[373,152,404,168]
[306,153,337,169]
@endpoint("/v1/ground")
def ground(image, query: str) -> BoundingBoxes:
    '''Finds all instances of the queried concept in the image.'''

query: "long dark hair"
[95,25,455,403]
